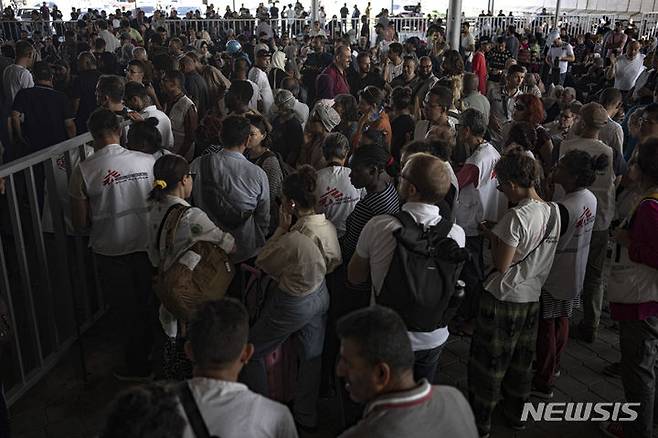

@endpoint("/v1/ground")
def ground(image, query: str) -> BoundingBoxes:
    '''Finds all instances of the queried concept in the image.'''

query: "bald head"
[401,153,451,204]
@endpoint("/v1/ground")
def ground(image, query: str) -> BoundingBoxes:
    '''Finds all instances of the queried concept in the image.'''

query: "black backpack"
[377,211,470,332]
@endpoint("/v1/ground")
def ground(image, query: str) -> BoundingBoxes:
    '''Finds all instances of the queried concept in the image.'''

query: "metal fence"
[0,13,646,43]
[0,132,102,405]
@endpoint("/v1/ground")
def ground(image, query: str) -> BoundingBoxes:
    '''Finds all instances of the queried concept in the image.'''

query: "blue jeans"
[241,281,330,427]
[414,343,445,384]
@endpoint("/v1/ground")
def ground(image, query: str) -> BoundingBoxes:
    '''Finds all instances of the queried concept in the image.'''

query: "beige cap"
[580,102,609,129]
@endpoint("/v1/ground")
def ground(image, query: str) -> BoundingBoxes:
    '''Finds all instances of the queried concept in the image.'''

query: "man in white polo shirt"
[69,108,156,381]
[348,153,466,383]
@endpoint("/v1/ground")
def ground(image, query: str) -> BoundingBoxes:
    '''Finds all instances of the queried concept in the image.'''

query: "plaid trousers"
[468,290,540,433]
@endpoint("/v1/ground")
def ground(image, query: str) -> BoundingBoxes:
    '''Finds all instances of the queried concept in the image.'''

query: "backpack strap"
[176,382,218,438]
[508,202,558,269]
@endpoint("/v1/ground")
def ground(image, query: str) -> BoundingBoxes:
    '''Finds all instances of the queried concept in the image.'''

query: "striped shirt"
[340,182,401,263]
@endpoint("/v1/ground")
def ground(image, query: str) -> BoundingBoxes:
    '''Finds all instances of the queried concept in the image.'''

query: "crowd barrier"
[0,132,103,406]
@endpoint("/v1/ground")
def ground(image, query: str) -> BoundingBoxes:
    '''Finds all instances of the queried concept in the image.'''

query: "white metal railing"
[639,12,658,38]
[0,132,102,405]
[0,12,652,44]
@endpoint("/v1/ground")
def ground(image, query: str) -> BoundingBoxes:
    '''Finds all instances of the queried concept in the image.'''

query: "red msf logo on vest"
[319,187,344,207]
[576,206,594,228]
[103,170,121,186]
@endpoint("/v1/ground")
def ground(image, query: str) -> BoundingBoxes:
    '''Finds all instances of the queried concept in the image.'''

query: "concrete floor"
[8,309,627,438]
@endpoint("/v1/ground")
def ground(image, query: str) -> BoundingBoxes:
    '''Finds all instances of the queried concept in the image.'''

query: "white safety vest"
[79,144,155,256]
[543,188,598,300]
[455,142,506,236]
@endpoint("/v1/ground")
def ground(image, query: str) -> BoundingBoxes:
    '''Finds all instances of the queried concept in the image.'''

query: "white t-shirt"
[247,79,260,111]
[598,117,624,159]
[543,188,597,300]
[181,378,298,438]
[315,166,365,238]
[484,199,560,303]
[248,67,274,114]
[614,54,646,91]
[547,43,574,74]
[356,202,466,351]
[141,105,175,150]
[460,32,475,62]
[560,137,615,231]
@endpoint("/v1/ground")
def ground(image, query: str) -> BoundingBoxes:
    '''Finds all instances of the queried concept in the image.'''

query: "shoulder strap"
[254,150,276,167]
[509,202,558,269]
[177,382,217,438]
[393,210,421,231]
[157,204,190,263]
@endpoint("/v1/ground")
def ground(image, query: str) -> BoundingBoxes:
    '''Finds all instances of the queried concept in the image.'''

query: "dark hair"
[187,298,250,368]
[78,51,97,70]
[163,70,185,88]
[391,86,413,111]
[15,41,34,59]
[334,94,358,122]
[506,121,537,152]
[494,152,541,189]
[599,87,622,108]
[359,85,384,108]
[282,165,317,210]
[427,85,452,110]
[128,118,163,155]
[460,108,488,137]
[336,306,414,374]
[220,115,251,148]
[94,37,106,50]
[100,383,186,438]
[559,149,609,188]
[442,49,464,76]
[637,138,658,185]
[350,143,389,169]
[124,80,149,100]
[152,53,176,72]
[388,42,403,55]
[32,61,53,81]
[87,108,120,139]
[149,154,189,202]
[508,64,526,76]
[97,75,125,103]
[226,80,254,107]
[322,132,350,160]
[127,58,145,73]
[245,112,272,149]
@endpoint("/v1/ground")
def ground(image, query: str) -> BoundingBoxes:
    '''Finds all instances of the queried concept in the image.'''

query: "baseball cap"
[580,102,609,129]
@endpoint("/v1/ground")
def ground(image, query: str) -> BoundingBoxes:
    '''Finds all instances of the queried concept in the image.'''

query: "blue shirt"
[190,148,270,263]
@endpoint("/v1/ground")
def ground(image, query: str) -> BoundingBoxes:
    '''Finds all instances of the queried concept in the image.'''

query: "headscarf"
[274,89,296,112]
[271,50,286,71]
[311,103,341,132]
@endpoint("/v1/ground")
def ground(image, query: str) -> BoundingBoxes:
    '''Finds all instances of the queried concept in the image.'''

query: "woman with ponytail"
[127,117,169,158]
[532,150,608,399]
[147,154,235,379]
[241,165,341,430]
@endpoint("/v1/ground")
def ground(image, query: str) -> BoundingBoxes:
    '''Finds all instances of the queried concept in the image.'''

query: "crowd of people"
[0,4,658,438]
